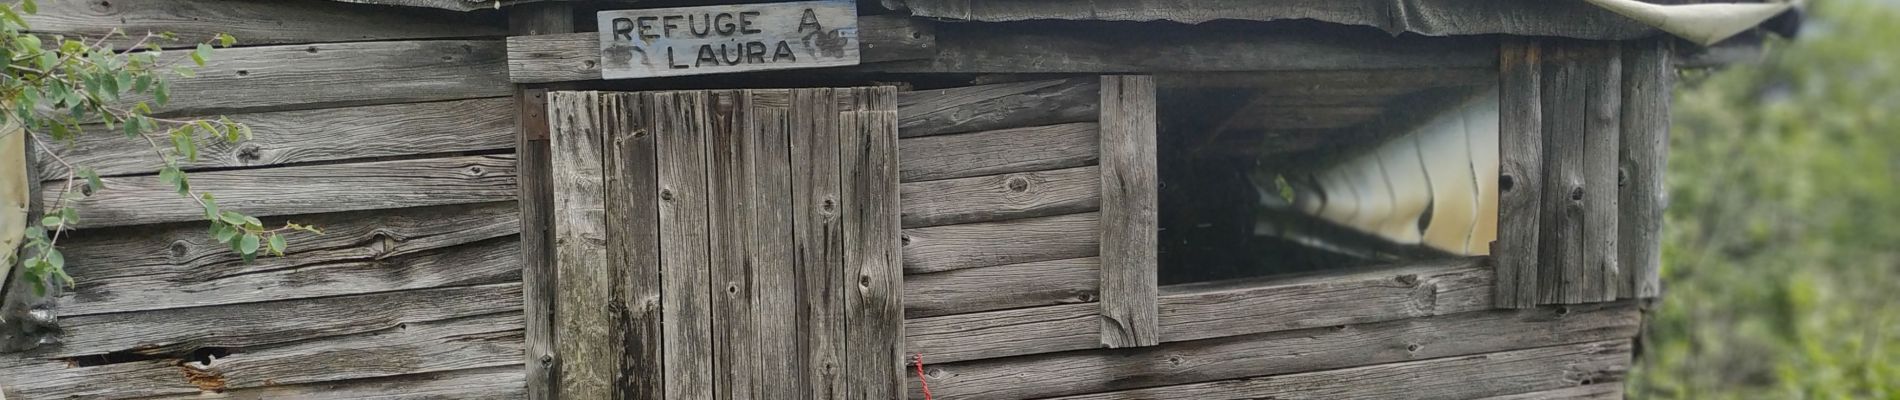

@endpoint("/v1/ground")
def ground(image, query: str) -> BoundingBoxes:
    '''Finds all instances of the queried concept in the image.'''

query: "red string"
[913,353,934,400]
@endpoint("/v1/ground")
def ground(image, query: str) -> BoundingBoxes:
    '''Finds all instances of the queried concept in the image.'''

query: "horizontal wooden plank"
[38,98,516,180]
[896,78,1099,138]
[899,122,1099,183]
[1040,340,1632,400]
[904,257,1097,318]
[143,366,528,400]
[3,313,521,399]
[149,40,511,116]
[902,212,1099,274]
[29,282,521,360]
[867,22,1496,73]
[1476,383,1625,400]
[24,0,503,49]
[506,15,936,83]
[904,258,1494,363]
[901,166,1100,228]
[891,0,1658,39]
[1155,69,1497,91]
[50,155,517,229]
[913,303,1637,399]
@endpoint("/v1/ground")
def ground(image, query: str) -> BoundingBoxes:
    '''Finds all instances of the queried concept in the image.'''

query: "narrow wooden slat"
[1040,340,1632,400]
[904,302,1098,365]
[1476,383,1626,400]
[1618,39,1672,299]
[150,40,511,116]
[707,90,760,400]
[1495,38,1544,309]
[901,166,1101,228]
[56,202,518,316]
[1538,43,1587,304]
[1582,43,1624,302]
[23,0,504,49]
[37,97,515,180]
[898,122,1099,183]
[790,88,846,400]
[54,155,516,229]
[895,78,1100,138]
[655,90,717,400]
[141,366,528,400]
[893,0,1660,40]
[506,15,937,83]
[901,212,1101,275]
[867,22,1496,74]
[903,257,1098,318]
[603,91,664,399]
[913,304,1638,400]
[512,7,571,399]
[548,91,613,399]
[839,87,905,400]
[1098,75,1159,348]
[745,90,801,399]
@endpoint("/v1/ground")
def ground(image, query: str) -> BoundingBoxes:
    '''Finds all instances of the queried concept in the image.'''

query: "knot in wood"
[1569,187,1585,201]
[1499,174,1515,192]
[235,143,263,162]
[1005,176,1031,193]
[168,240,191,260]
[659,189,675,201]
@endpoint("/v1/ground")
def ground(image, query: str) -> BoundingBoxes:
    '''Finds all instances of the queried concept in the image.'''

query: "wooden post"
[547,91,613,399]
[656,91,718,400]
[1495,38,1543,309]
[1619,39,1672,299]
[1537,42,1586,304]
[603,93,664,399]
[1581,43,1623,303]
[1098,75,1159,348]
[791,88,847,400]
[510,4,570,399]
[707,90,760,400]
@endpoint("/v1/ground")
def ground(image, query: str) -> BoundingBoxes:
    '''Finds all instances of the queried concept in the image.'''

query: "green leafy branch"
[1,0,318,295]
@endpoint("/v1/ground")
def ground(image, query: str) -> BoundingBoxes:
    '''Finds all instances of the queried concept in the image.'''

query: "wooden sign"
[596,0,860,79]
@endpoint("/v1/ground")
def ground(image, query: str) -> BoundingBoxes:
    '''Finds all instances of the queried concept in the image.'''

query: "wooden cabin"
[0,0,1794,398]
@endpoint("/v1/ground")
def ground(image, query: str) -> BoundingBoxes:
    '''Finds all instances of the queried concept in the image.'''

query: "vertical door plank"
[1581,44,1623,303]
[548,91,614,399]
[746,90,801,398]
[1097,75,1160,348]
[791,88,847,400]
[707,90,758,400]
[656,90,717,400]
[840,87,905,399]
[1495,38,1544,309]
[1537,44,1587,305]
[508,5,571,398]
[1619,39,1672,299]
[602,92,663,399]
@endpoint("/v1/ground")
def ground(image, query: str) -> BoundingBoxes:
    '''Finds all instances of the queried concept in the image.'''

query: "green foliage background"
[1631,0,1900,397]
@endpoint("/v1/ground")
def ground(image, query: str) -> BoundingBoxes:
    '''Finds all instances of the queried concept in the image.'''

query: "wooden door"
[545,88,903,400]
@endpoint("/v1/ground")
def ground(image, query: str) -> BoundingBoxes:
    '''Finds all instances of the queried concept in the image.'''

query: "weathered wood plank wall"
[1,1,523,398]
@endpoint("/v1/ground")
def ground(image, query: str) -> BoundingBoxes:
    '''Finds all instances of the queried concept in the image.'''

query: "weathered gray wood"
[548,91,614,399]
[142,366,528,400]
[903,257,1098,318]
[30,282,520,360]
[790,88,847,400]
[511,6,570,400]
[327,0,535,11]
[706,90,761,400]
[1039,340,1632,400]
[902,212,1100,274]
[507,15,937,83]
[52,155,516,229]
[744,90,800,399]
[1619,39,1672,299]
[1582,44,1623,303]
[898,122,1099,183]
[141,40,509,116]
[895,78,1099,138]
[839,87,905,400]
[1538,43,1587,305]
[912,303,1638,400]
[1098,75,1159,348]
[38,97,515,181]
[901,166,1101,228]
[890,0,1660,40]
[905,258,1493,364]
[654,90,716,400]
[1476,383,1626,400]
[1495,38,1544,309]
[1156,69,1497,91]
[601,91,664,399]
[24,0,504,50]
[867,22,1496,74]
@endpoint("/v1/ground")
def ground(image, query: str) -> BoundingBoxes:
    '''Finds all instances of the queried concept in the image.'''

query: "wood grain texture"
[839,87,905,400]
[867,22,1496,74]
[706,90,761,400]
[601,91,664,399]
[1619,39,1672,299]
[506,15,937,83]
[901,212,1101,275]
[24,0,503,50]
[1495,38,1544,309]
[1477,383,1626,400]
[54,202,517,316]
[898,122,1099,183]
[140,366,528,400]
[1156,68,1496,91]
[1581,44,1623,303]
[901,166,1101,228]
[894,78,1099,138]
[905,258,1494,364]
[37,97,515,180]
[1098,75,1159,348]
[1039,340,1631,400]
[790,88,847,400]
[654,90,717,400]
[903,257,1098,318]
[744,90,800,399]
[891,0,1660,39]
[510,6,570,400]
[548,91,614,399]
[912,304,1638,400]
[52,155,516,229]
[1538,43,1587,305]
[143,40,510,116]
